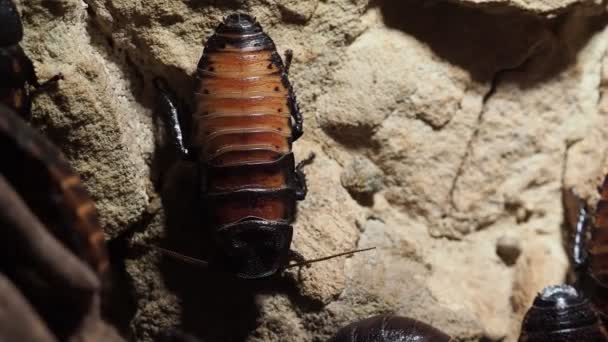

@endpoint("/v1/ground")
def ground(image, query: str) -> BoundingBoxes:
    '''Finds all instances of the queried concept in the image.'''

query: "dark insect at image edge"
[0,0,63,121]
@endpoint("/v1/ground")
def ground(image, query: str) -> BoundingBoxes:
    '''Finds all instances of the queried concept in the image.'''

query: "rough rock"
[15,0,608,341]
[340,156,384,205]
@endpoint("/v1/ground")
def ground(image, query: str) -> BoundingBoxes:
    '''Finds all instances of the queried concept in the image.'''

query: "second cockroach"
[566,175,608,324]
[328,315,453,342]
[0,103,109,339]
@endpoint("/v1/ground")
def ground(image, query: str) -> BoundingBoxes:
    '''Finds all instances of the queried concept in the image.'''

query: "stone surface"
[340,156,384,205]
[15,0,608,341]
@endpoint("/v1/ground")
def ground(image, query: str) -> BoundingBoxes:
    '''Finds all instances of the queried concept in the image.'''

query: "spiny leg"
[288,249,307,265]
[283,49,303,140]
[573,204,590,273]
[283,49,293,74]
[154,77,191,159]
[294,152,316,200]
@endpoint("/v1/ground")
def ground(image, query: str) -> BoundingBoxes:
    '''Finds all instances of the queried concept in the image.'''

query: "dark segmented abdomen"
[518,285,608,341]
[329,315,453,342]
[194,15,295,227]
[586,175,608,319]
[0,104,109,280]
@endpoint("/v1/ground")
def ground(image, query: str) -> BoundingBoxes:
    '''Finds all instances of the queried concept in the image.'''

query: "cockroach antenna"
[284,247,376,269]
[133,242,374,272]
[133,242,209,268]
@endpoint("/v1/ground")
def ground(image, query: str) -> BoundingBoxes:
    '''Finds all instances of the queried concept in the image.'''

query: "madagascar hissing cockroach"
[0,103,109,280]
[328,315,454,342]
[518,284,608,341]
[0,103,110,338]
[153,13,372,279]
[566,175,608,324]
[0,0,62,120]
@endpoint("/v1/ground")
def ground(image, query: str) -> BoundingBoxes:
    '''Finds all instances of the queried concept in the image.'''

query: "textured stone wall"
[16,0,608,341]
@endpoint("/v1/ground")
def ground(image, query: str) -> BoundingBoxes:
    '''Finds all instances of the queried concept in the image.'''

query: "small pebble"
[340,156,384,198]
[496,235,522,266]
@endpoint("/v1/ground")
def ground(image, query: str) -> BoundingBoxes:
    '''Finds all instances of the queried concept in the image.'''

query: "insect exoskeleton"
[567,175,608,323]
[0,103,109,281]
[518,284,608,341]
[0,0,62,120]
[328,315,454,342]
[583,175,608,320]
[155,13,311,280]
[194,13,308,279]
[154,13,373,279]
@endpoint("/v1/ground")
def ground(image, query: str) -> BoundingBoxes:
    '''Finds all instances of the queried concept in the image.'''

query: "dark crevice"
[414,113,451,131]
[447,51,537,212]
[446,0,608,18]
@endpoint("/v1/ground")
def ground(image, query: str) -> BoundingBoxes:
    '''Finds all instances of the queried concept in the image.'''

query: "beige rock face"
[16,0,608,341]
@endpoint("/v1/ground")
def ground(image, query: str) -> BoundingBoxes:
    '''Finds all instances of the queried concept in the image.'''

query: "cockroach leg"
[290,99,303,141]
[283,49,293,74]
[294,152,315,200]
[573,204,590,273]
[288,249,307,265]
[154,77,191,160]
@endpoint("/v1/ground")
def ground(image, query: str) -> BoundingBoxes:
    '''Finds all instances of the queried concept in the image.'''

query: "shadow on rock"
[156,162,260,342]
[371,0,608,85]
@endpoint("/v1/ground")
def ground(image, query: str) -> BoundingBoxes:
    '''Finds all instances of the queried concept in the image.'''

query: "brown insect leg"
[294,152,315,200]
[0,174,99,295]
[0,274,58,342]
[283,49,293,74]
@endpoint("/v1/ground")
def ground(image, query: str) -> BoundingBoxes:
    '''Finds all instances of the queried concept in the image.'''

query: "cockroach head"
[0,0,23,46]
[214,220,292,279]
[216,13,262,35]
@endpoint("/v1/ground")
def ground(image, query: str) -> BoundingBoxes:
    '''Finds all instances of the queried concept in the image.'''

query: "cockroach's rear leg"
[294,152,315,200]
[154,77,191,160]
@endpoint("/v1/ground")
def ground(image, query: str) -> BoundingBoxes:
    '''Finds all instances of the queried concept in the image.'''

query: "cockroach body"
[518,284,608,341]
[155,13,313,279]
[569,175,608,323]
[0,0,61,120]
[328,315,453,342]
[0,103,109,280]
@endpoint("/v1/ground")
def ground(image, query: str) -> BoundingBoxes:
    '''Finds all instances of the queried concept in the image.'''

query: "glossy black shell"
[329,315,453,342]
[518,285,608,341]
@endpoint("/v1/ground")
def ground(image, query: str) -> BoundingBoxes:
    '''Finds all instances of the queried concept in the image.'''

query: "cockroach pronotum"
[0,103,109,338]
[328,315,454,342]
[566,175,608,324]
[153,13,372,279]
[518,284,608,341]
[0,0,62,120]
